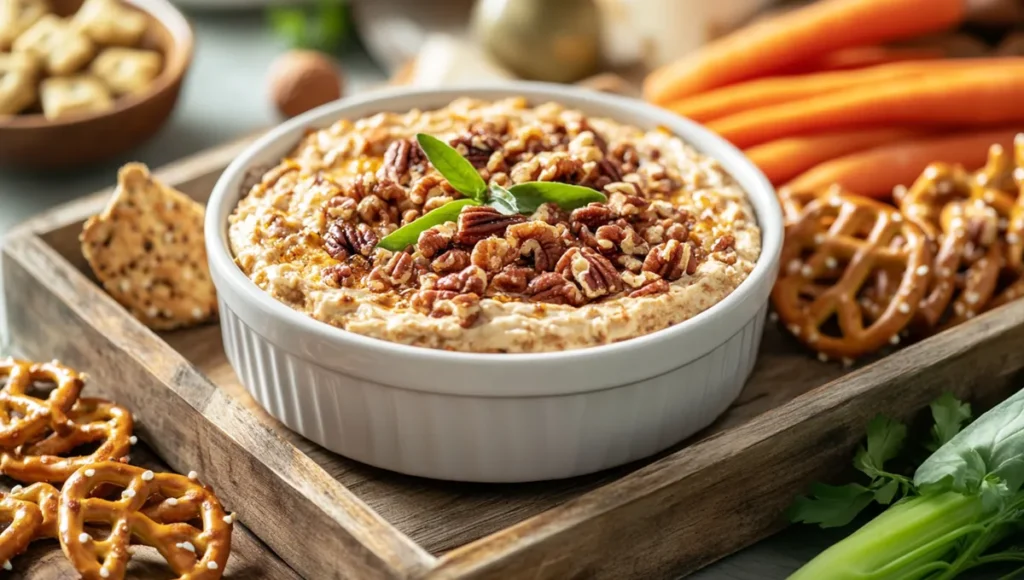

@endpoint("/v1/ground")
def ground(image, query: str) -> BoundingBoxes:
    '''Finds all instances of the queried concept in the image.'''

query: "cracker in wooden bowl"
[80,163,217,331]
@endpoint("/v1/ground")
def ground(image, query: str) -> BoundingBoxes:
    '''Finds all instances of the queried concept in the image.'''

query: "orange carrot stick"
[708,63,1024,149]
[668,59,993,124]
[782,129,1023,198]
[782,45,947,74]
[746,128,929,185]
[643,0,966,104]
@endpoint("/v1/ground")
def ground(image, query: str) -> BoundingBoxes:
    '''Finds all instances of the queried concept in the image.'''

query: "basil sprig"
[377,133,608,250]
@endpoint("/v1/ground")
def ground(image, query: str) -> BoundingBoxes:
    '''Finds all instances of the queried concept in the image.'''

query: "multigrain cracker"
[81,163,217,331]
[12,14,95,76]
[39,73,111,119]
[90,47,161,95]
[72,0,148,46]
[0,0,50,50]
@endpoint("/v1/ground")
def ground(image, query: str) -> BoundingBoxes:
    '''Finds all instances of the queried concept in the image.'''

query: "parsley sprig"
[377,134,607,251]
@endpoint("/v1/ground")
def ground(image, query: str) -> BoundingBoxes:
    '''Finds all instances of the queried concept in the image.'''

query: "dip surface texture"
[228,97,761,353]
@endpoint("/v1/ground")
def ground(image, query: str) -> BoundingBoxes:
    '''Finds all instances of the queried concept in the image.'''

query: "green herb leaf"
[506,181,607,215]
[267,0,351,52]
[853,415,908,480]
[916,388,1024,497]
[377,199,480,251]
[267,8,308,48]
[487,184,519,216]
[927,392,973,452]
[873,479,900,505]
[416,134,488,200]
[788,483,875,528]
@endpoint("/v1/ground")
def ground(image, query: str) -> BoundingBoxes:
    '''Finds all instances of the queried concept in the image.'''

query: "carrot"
[784,45,947,74]
[667,59,993,124]
[708,63,1024,149]
[782,129,1022,198]
[643,0,965,104]
[746,128,929,185]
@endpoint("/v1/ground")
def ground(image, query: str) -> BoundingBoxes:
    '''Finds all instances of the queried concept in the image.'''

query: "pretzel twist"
[772,192,932,360]
[59,462,232,580]
[0,494,43,569]
[1,398,133,484]
[0,359,83,448]
[9,483,60,539]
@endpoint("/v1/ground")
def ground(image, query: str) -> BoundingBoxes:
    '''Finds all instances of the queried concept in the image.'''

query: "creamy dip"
[229,97,761,353]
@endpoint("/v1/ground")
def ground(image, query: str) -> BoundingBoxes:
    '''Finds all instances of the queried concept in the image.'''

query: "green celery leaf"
[377,199,480,251]
[853,415,907,479]
[416,134,488,200]
[487,184,519,216]
[981,475,1011,512]
[916,387,1024,497]
[506,181,607,214]
[788,482,875,528]
[873,479,900,505]
[927,393,973,452]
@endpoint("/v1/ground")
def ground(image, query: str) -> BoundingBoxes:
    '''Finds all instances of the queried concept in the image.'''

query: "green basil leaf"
[377,199,480,251]
[416,134,488,200]
[487,184,519,216]
[506,181,607,214]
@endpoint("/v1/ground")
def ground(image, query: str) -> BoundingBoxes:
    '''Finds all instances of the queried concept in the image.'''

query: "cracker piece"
[72,0,147,47]
[90,46,161,95]
[0,53,38,115]
[81,163,218,331]
[0,0,50,50]
[39,74,112,119]
[12,14,94,75]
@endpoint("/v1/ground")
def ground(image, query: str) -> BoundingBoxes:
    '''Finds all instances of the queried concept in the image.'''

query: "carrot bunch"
[644,0,1024,199]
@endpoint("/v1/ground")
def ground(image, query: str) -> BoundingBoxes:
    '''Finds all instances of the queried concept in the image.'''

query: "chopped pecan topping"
[642,240,694,281]
[609,142,640,175]
[357,194,390,224]
[322,264,353,288]
[402,209,420,225]
[592,224,648,256]
[490,265,534,293]
[615,254,644,273]
[367,251,415,292]
[432,249,472,274]
[711,234,736,253]
[527,272,585,306]
[410,289,458,314]
[471,237,514,273]
[537,156,585,183]
[605,184,649,217]
[456,206,525,245]
[555,247,623,299]
[530,202,569,226]
[437,265,488,295]
[628,278,670,298]
[665,223,690,242]
[380,138,426,184]
[417,226,453,259]
[507,221,566,271]
[325,195,358,221]
[430,293,483,328]
[323,221,378,259]
[570,203,615,231]
[450,130,504,168]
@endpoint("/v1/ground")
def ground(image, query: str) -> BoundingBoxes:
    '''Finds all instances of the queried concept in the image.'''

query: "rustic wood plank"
[2,444,299,580]
[1,233,436,580]
[424,306,1024,579]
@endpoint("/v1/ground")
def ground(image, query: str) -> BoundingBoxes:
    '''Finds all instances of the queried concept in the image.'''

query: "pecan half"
[530,202,569,226]
[431,293,482,328]
[471,237,514,273]
[490,265,534,293]
[432,249,472,274]
[507,221,566,271]
[410,289,458,314]
[380,138,426,184]
[324,221,379,259]
[629,278,670,298]
[322,264,353,288]
[437,265,488,295]
[711,234,736,253]
[324,195,358,221]
[456,206,525,245]
[450,130,504,168]
[367,251,415,291]
[605,184,649,217]
[642,240,694,281]
[527,272,585,306]
[417,225,453,259]
[555,247,623,299]
[570,203,615,232]
[537,155,585,183]
[357,194,390,224]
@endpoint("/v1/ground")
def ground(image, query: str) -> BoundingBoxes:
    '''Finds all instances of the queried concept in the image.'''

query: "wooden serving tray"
[5,136,1024,579]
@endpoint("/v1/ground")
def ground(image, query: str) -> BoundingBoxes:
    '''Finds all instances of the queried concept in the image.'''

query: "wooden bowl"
[0,0,194,169]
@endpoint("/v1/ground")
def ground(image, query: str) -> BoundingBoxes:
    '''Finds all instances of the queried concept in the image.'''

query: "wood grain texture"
[5,136,1024,579]
[2,444,298,579]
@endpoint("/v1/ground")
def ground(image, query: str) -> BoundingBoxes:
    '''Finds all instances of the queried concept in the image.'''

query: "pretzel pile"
[0,358,233,579]
[773,135,1024,363]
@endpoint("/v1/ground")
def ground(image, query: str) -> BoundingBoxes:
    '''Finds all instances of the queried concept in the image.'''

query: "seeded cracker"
[81,163,217,330]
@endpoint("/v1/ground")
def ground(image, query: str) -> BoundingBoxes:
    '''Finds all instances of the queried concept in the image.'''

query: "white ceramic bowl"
[205,83,783,483]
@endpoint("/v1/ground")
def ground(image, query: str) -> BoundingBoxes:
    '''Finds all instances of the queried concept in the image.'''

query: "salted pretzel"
[1,398,133,484]
[772,192,932,360]
[897,163,974,240]
[778,184,844,224]
[8,483,60,539]
[0,359,83,448]
[59,462,232,580]
[0,494,43,569]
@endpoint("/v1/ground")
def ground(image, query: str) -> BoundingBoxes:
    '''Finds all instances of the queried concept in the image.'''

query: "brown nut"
[268,49,344,119]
